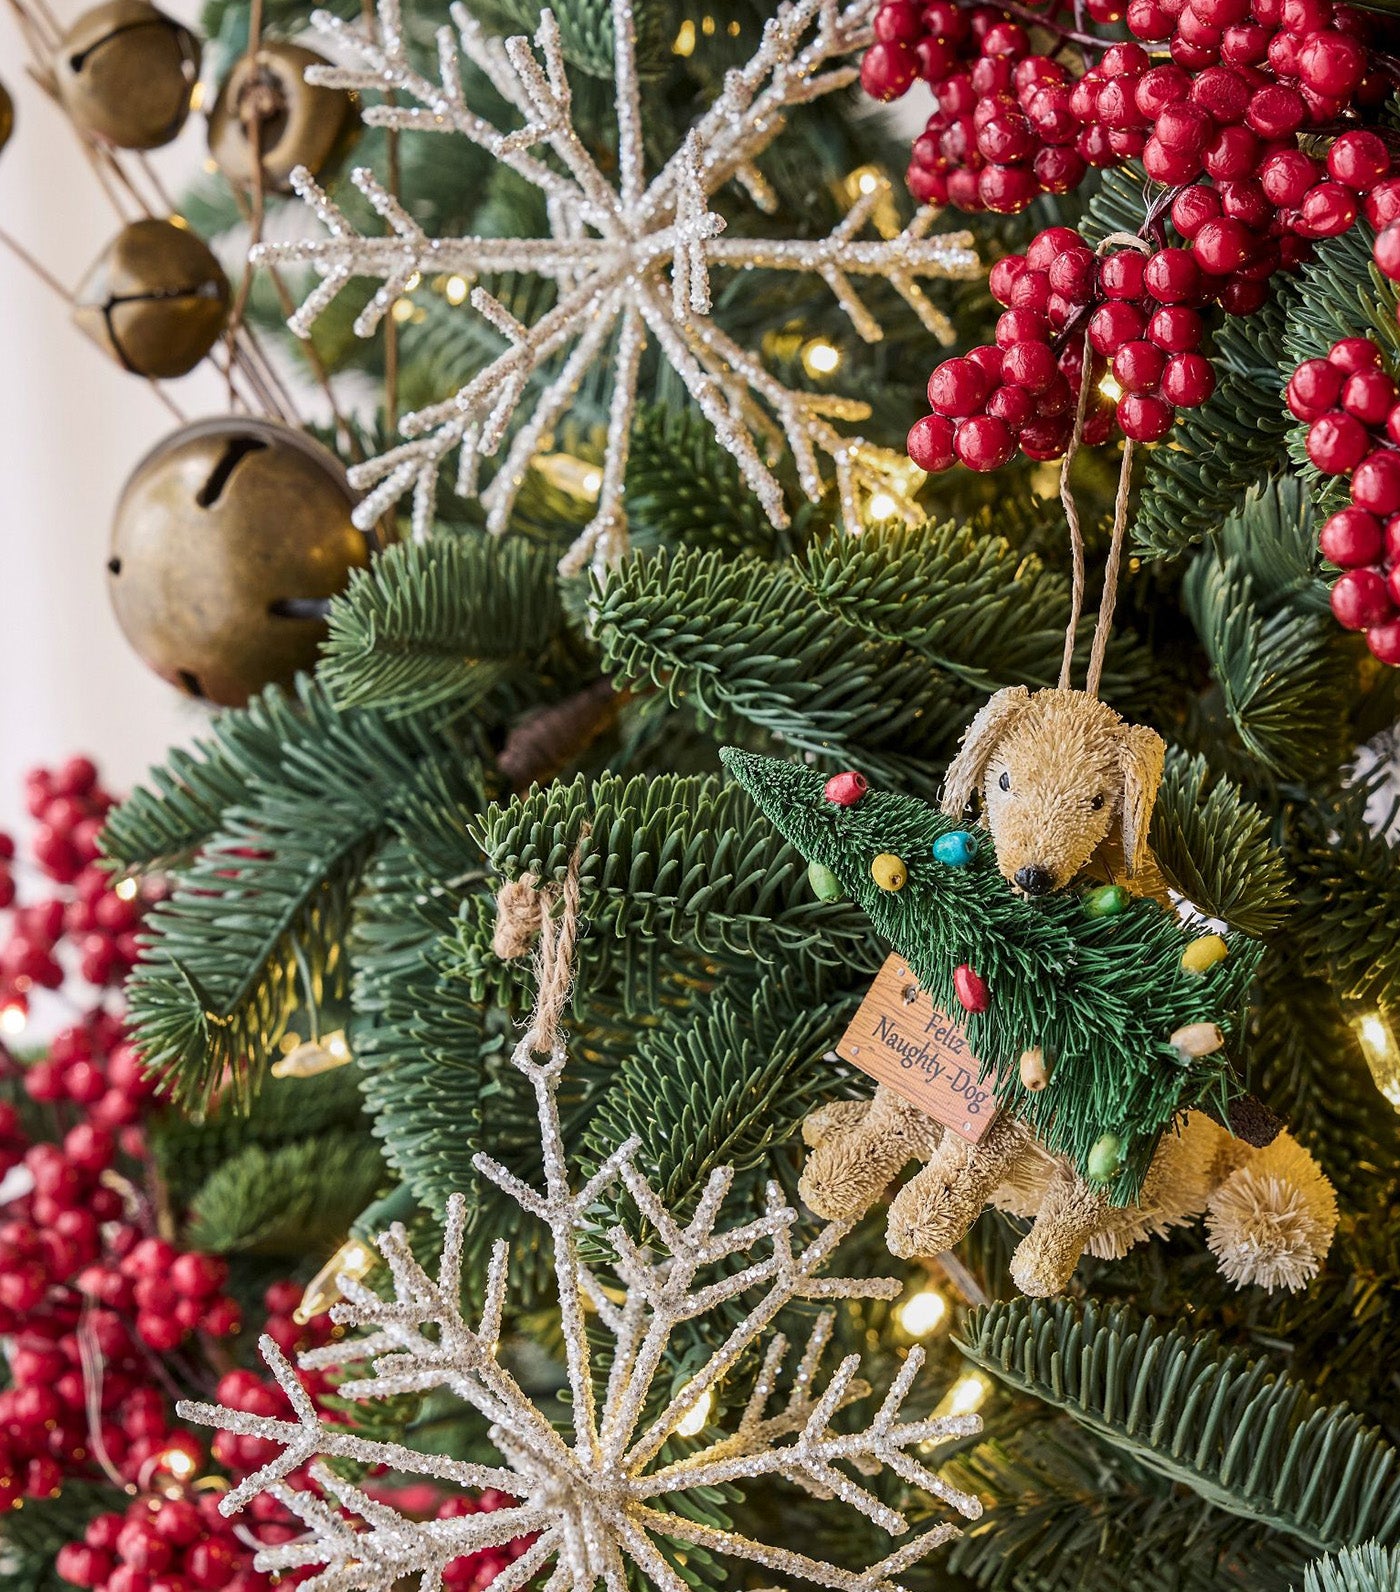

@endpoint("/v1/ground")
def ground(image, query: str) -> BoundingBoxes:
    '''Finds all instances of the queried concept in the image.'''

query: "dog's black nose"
[1015,865,1054,896]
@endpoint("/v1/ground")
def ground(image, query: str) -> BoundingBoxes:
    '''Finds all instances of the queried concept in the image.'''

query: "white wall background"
[0,3,219,837]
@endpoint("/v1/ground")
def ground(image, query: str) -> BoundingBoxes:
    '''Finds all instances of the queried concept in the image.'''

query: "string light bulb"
[444,275,469,305]
[533,452,604,502]
[674,1385,713,1437]
[895,1287,948,1338]
[295,1237,377,1325]
[114,877,139,901]
[1354,1009,1400,1108]
[272,1030,353,1080]
[801,338,841,378]
[935,1370,992,1419]
[672,18,696,54]
[1,1002,26,1036]
[867,491,898,521]
[1099,372,1123,402]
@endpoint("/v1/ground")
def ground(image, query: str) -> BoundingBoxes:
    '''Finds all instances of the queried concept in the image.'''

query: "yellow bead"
[1181,933,1228,975]
[1018,1046,1049,1092]
[871,852,908,892]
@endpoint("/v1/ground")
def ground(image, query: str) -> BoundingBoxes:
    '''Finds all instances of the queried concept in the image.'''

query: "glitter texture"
[254,0,980,570]
[178,1025,983,1592]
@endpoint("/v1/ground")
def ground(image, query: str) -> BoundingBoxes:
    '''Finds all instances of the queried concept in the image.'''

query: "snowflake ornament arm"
[178,1027,984,1592]
[253,0,980,570]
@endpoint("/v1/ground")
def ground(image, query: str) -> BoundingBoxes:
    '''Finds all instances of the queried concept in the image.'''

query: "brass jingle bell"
[207,43,359,193]
[0,80,14,155]
[73,218,230,379]
[108,418,372,708]
[53,0,200,150]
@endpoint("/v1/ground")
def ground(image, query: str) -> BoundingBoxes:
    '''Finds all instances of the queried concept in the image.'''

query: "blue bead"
[933,830,978,867]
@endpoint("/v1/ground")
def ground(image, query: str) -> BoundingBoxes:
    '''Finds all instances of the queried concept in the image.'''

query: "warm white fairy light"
[1,1003,27,1037]
[272,1030,353,1080]
[1354,1009,1400,1109]
[895,1289,948,1338]
[444,274,469,304]
[114,877,139,901]
[801,338,842,377]
[935,1372,992,1420]
[256,0,979,571]
[180,1022,984,1592]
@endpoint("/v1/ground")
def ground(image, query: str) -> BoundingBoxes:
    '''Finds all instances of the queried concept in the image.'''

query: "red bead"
[1162,352,1216,406]
[954,414,1015,470]
[1367,618,1400,666]
[1353,451,1400,517]
[1307,412,1372,473]
[953,963,990,1013]
[1331,567,1393,630]
[1376,224,1400,284]
[823,771,869,807]
[1329,337,1383,374]
[907,413,956,472]
[1118,393,1177,440]
[927,357,992,417]
[1320,507,1384,567]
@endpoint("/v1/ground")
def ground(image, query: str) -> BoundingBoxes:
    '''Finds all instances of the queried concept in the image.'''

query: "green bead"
[807,860,843,902]
[1086,1132,1124,1182]
[1083,884,1130,919]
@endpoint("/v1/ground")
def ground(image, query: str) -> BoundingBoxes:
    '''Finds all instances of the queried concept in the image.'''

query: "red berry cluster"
[909,226,1219,471]
[1,756,159,1022]
[868,0,1395,221]
[1289,336,1400,664]
[57,1492,270,1592]
[208,1309,339,1482]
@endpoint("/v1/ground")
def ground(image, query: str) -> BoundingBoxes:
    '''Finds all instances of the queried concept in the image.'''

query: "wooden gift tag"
[836,952,997,1144]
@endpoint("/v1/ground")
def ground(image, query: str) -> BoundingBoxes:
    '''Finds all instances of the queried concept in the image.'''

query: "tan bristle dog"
[940,685,1167,899]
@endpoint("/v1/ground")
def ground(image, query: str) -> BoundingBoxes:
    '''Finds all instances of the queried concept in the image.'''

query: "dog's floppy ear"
[1118,723,1165,877]
[941,686,1032,816]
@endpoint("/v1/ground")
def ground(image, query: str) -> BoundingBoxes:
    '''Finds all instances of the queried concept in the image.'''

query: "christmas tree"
[5,0,1400,1582]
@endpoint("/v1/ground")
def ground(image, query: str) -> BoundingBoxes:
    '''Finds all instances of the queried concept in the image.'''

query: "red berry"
[1341,368,1398,426]
[1319,506,1384,566]
[1298,29,1365,96]
[170,1252,227,1298]
[860,42,917,100]
[1172,183,1222,238]
[136,1312,185,1352]
[927,356,992,417]
[1162,352,1216,406]
[201,1297,242,1337]
[1298,181,1358,238]
[987,383,1037,429]
[874,1,921,42]
[1261,148,1319,207]
[1353,451,1400,516]
[1147,305,1204,352]
[1307,412,1372,473]
[1329,338,1383,374]
[1089,301,1148,356]
[1375,223,1400,284]
[1143,134,1202,184]
[1192,218,1255,274]
[953,414,1015,470]
[1100,251,1147,299]
[1048,247,1096,303]
[1331,567,1393,629]
[153,1499,203,1546]
[1033,145,1087,193]
[57,1544,113,1587]
[1002,341,1058,392]
[1365,179,1400,231]
[977,163,1038,213]
[1118,393,1177,440]
[1114,340,1167,393]
[117,1521,173,1575]
[1328,130,1390,194]
[907,413,957,471]
[185,1542,239,1591]
[1367,618,1400,665]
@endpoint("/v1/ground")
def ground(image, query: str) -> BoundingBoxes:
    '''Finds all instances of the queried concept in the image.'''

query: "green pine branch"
[1298,1544,1400,1592]
[318,532,579,717]
[591,547,969,796]
[958,1298,1400,1552]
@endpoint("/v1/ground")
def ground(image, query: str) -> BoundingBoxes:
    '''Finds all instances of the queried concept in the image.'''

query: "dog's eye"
[998,771,1011,792]
[1089,793,1105,810]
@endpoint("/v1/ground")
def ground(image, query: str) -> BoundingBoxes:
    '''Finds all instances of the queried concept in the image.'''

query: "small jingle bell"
[871,853,907,892]
[54,0,200,150]
[933,830,978,867]
[73,219,229,379]
[208,43,359,193]
[824,770,868,806]
[807,860,843,902]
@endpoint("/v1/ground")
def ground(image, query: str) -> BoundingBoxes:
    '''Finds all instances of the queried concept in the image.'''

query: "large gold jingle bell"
[53,0,200,150]
[208,42,358,192]
[73,218,230,379]
[108,418,372,707]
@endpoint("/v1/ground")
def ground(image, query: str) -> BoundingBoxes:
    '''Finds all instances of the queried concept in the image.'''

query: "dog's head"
[940,686,1165,896]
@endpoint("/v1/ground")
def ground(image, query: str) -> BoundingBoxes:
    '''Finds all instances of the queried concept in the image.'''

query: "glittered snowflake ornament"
[255,0,979,572]
[178,1021,984,1592]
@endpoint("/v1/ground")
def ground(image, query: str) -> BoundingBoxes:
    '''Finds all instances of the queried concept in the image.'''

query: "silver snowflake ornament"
[179,1034,983,1592]
[255,0,980,571]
